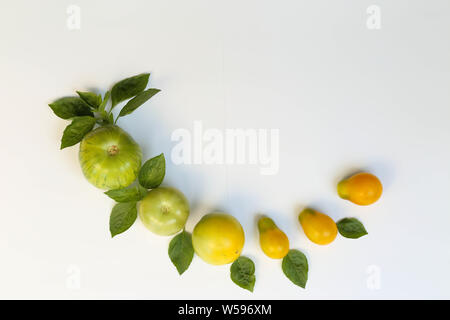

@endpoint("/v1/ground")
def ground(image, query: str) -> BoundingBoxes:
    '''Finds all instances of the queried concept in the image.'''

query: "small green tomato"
[138,187,190,236]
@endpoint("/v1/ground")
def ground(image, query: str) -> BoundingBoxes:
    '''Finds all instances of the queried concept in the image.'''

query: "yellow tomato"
[258,216,289,259]
[337,172,383,206]
[192,213,245,265]
[298,208,337,245]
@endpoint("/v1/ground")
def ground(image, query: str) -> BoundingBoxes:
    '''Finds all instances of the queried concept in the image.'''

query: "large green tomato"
[79,125,142,190]
[138,187,190,236]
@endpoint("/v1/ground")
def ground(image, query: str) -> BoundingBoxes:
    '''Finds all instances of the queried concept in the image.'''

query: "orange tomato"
[258,216,289,259]
[298,208,337,245]
[337,172,382,206]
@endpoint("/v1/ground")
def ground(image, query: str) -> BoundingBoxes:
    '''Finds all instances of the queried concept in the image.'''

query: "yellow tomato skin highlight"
[258,217,289,259]
[298,208,337,245]
[192,213,245,265]
[337,172,383,206]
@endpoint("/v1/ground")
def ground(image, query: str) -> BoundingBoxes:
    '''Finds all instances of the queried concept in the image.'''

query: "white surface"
[1,0,450,299]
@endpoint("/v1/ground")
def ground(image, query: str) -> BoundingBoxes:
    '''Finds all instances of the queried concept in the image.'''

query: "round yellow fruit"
[298,208,337,245]
[258,216,289,259]
[337,172,383,206]
[192,213,245,265]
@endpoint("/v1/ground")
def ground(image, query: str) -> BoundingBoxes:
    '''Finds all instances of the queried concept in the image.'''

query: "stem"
[258,216,276,233]
[107,145,119,156]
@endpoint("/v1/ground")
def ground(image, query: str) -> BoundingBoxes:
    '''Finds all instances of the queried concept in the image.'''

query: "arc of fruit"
[49,72,379,294]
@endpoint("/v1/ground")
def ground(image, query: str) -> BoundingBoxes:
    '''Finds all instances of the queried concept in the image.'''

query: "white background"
[1,0,449,299]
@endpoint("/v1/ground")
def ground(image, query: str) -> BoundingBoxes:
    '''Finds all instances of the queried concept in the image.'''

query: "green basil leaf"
[109,202,137,238]
[337,218,368,239]
[282,249,308,288]
[60,116,96,149]
[105,185,148,203]
[108,112,114,124]
[118,88,160,118]
[230,256,256,292]
[49,97,93,119]
[76,91,102,109]
[138,153,165,189]
[168,231,194,275]
[99,91,110,112]
[111,73,150,108]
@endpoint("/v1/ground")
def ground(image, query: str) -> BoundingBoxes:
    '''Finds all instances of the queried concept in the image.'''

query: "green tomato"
[138,187,190,236]
[79,125,142,190]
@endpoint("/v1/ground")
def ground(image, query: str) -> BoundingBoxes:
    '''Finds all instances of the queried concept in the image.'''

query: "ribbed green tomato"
[79,125,142,190]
